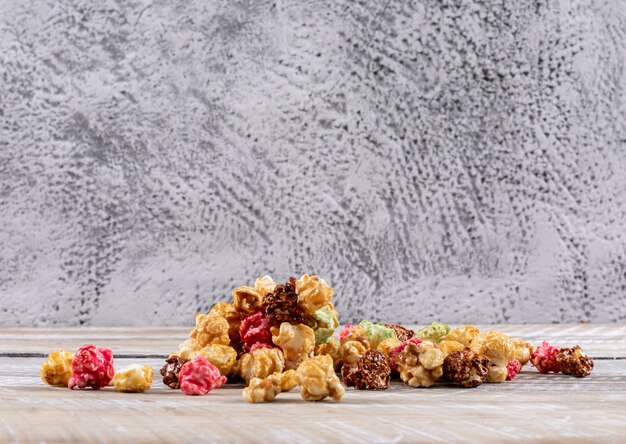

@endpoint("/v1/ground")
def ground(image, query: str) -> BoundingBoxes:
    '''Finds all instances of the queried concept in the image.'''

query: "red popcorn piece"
[506,359,521,380]
[390,338,423,371]
[68,344,114,390]
[531,341,561,374]
[239,312,272,352]
[250,342,273,352]
[179,356,227,395]
[338,324,354,342]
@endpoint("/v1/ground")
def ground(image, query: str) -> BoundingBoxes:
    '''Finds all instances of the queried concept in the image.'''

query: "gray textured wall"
[1,0,625,327]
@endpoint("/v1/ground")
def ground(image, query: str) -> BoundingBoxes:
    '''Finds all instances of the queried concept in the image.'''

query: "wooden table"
[1,325,625,443]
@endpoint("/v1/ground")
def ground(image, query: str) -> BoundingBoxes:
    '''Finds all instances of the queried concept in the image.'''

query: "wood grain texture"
[1,0,626,328]
[0,326,625,442]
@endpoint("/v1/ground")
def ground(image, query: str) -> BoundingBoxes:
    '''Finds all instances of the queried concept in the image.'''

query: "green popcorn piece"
[357,320,397,349]
[415,322,450,344]
[310,306,339,344]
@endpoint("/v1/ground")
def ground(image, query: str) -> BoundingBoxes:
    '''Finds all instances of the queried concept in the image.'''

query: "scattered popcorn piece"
[296,274,334,315]
[177,338,203,359]
[385,324,415,342]
[395,340,444,387]
[342,350,391,390]
[444,326,485,354]
[530,341,561,374]
[239,311,272,352]
[335,339,369,371]
[160,355,189,389]
[254,275,277,298]
[511,338,534,366]
[271,322,316,370]
[390,338,422,372]
[296,355,345,402]
[242,370,298,403]
[438,340,466,358]
[506,360,521,381]
[179,356,226,395]
[483,331,516,383]
[262,277,303,327]
[557,346,594,377]
[113,365,154,393]
[190,312,230,348]
[442,347,490,388]
[40,350,74,387]
[239,347,285,384]
[232,286,263,315]
[357,320,397,349]
[68,345,115,390]
[307,305,339,344]
[209,302,243,355]
[192,344,237,376]
[376,337,402,360]
[415,322,450,344]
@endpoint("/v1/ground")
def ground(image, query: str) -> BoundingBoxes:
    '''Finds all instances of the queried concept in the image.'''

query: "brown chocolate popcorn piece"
[385,324,415,342]
[341,350,391,390]
[262,277,303,327]
[160,355,189,389]
[442,347,490,388]
[556,346,594,378]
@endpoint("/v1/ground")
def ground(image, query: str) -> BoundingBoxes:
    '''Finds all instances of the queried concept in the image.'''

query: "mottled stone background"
[1,0,625,327]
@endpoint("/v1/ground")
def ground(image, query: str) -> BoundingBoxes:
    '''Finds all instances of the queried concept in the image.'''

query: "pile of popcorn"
[39,274,595,401]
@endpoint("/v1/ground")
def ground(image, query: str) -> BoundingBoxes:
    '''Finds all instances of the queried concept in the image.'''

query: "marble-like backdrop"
[1,0,625,326]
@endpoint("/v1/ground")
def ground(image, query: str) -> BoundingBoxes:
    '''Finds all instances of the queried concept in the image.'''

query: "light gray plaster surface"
[1,0,625,326]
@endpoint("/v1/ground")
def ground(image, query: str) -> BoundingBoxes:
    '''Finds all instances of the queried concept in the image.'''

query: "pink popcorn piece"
[179,356,227,396]
[239,311,272,352]
[249,342,273,352]
[390,337,423,371]
[531,341,561,374]
[68,344,115,390]
[506,359,521,380]
[338,324,354,342]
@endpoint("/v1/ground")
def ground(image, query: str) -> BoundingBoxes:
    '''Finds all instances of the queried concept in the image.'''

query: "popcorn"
[254,275,277,298]
[68,345,115,390]
[209,302,243,354]
[556,346,593,377]
[262,277,303,327]
[113,365,154,393]
[530,341,561,374]
[242,370,298,403]
[438,340,465,357]
[442,347,490,388]
[177,338,202,359]
[192,344,237,376]
[415,322,450,344]
[341,350,391,390]
[506,360,521,381]
[511,338,534,366]
[271,322,316,370]
[296,274,334,315]
[338,324,355,343]
[356,320,397,349]
[376,337,402,360]
[232,286,263,315]
[385,324,415,342]
[390,338,422,372]
[444,326,485,354]
[179,356,226,395]
[296,355,345,402]
[239,347,285,384]
[239,311,272,352]
[307,305,339,344]
[482,331,516,383]
[189,312,230,348]
[40,350,74,387]
[395,340,444,387]
[334,339,368,371]
[160,355,189,389]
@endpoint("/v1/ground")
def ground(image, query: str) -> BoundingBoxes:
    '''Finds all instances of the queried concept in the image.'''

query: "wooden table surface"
[1,324,625,443]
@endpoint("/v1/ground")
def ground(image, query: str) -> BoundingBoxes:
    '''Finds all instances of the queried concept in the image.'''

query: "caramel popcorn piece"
[189,312,230,348]
[113,365,154,393]
[192,344,237,376]
[296,274,334,315]
[254,275,277,298]
[342,350,391,390]
[334,339,368,371]
[232,286,263,315]
[271,322,316,370]
[376,337,402,360]
[438,340,466,357]
[557,346,594,377]
[296,355,345,402]
[239,347,285,384]
[209,302,243,353]
[40,350,74,387]
[511,337,534,366]
[482,331,516,383]
[395,340,444,388]
[177,338,203,359]
[242,370,298,403]
[442,348,490,388]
